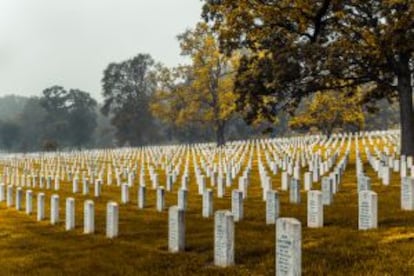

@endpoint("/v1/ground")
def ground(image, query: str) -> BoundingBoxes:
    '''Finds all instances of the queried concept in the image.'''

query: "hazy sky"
[0,0,203,101]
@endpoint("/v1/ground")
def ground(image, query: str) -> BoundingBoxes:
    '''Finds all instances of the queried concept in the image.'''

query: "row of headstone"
[0,184,118,238]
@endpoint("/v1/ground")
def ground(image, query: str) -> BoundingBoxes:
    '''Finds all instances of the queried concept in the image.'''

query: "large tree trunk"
[397,53,414,157]
[216,122,226,147]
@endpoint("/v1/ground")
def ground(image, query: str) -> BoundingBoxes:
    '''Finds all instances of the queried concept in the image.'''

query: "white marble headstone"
[37,193,45,221]
[84,200,95,234]
[307,190,323,228]
[65,197,75,230]
[266,190,279,225]
[138,185,146,209]
[50,194,59,225]
[25,190,33,215]
[401,177,414,210]
[168,205,185,253]
[231,190,243,222]
[214,210,234,267]
[106,201,119,238]
[358,190,377,230]
[276,218,301,276]
[202,189,213,218]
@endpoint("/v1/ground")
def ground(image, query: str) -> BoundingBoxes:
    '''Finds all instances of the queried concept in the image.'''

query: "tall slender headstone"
[180,175,188,190]
[266,190,280,225]
[401,160,407,178]
[50,194,59,225]
[94,179,102,197]
[214,210,234,267]
[226,172,232,187]
[138,185,146,209]
[276,218,301,276]
[289,179,301,204]
[84,200,95,234]
[166,173,173,192]
[401,177,414,210]
[291,165,299,180]
[106,201,119,238]
[358,190,377,230]
[313,165,319,182]
[6,185,13,207]
[238,176,247,199]
[156,187,165,212]
[321,177,333,205]
[211,172,216,187]
[198,175,206,195]
[281,172,290,191]
[217,177,225,198]
[128,172,134,187]
[152,174,159,189]
[168,205,185,252]
[202,189,213,218]
[177,188,188,211]
[15,187,23,210]
[330,174,338,194]
[121,183,129,204]
[382,166,390,186]
[262,176,271,201]
[54,176,60,191]
[107,172,113,186]
[82,178,89,195]
[304,172,312,191]
[307,190,323,228]
[45,175,50,189]
[37,193,45,221]
[231,190,243,222]
[65,197,75,230]
[0,183,5,202]
[73,177,79,193]
[25,190,33,215]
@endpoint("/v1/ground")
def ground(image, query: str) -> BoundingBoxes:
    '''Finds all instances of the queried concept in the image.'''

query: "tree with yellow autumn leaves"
[151,23,239,146]
[289,89,365,137]
[203,0,414,156]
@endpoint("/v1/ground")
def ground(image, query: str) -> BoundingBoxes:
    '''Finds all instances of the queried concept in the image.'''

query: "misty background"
[0,0,201,99]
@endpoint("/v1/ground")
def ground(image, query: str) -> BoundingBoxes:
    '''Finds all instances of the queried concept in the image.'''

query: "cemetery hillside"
[1,130,414,274]
[0,0,413,275]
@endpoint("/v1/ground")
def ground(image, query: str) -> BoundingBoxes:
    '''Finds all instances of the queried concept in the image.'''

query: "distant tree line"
[0,78,399,153]
[0,90,104,152]
[0,49,401,152]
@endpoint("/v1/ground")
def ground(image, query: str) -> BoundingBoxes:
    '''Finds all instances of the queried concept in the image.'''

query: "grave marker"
[168,206,185,252]
[401,177,414,210]
[202,189,213,218]
[50,194,59,225]
[106,201,119,238]
[37,193,45,221]
[358,191,378,230]
[266,190,280,225]
[25,190,33,215]
[231,190,243,222]
[276,218,301,276]
[307,191,323,228]
[214,210,234,267]
[65,197,75,230]
[84,200,95,234]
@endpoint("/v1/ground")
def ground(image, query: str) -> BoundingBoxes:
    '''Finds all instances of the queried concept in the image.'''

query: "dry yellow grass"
[0,139,413,275]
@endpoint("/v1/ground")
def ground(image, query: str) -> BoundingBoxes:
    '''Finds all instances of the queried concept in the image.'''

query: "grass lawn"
[0,138,413,275]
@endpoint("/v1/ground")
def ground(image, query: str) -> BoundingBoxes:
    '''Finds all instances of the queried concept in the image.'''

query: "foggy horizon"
[0,0,202,101]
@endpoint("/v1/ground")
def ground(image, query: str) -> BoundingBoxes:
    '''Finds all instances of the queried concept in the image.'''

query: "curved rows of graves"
[0,129,413,274]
